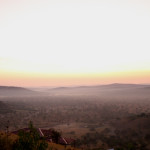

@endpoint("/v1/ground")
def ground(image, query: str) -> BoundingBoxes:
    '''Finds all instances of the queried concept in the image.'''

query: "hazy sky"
[0,0,150,86]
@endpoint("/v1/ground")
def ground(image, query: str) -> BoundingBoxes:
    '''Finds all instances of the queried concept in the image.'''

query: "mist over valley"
[1,83,150,149]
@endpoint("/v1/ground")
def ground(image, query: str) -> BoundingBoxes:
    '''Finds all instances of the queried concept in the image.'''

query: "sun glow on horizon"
[0,0,150,86]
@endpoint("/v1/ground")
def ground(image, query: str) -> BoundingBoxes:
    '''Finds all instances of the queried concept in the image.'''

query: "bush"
[12,121,48,150]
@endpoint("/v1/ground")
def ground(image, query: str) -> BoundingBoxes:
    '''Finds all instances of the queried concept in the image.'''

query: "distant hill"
[0,86,41,96]
[96,83,149,89]
[46,83,150,99]
[2,84,149,98]
[49,83,150,91]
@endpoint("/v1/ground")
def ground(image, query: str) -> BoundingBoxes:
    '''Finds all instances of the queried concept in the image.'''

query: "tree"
[51,130,61,144]
[13,121,48,150]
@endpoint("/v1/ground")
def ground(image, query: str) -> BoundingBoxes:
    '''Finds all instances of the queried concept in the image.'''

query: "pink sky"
[0,0,150,86]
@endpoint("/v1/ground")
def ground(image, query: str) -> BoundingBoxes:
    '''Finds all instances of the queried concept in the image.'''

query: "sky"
[0,0,150,87]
